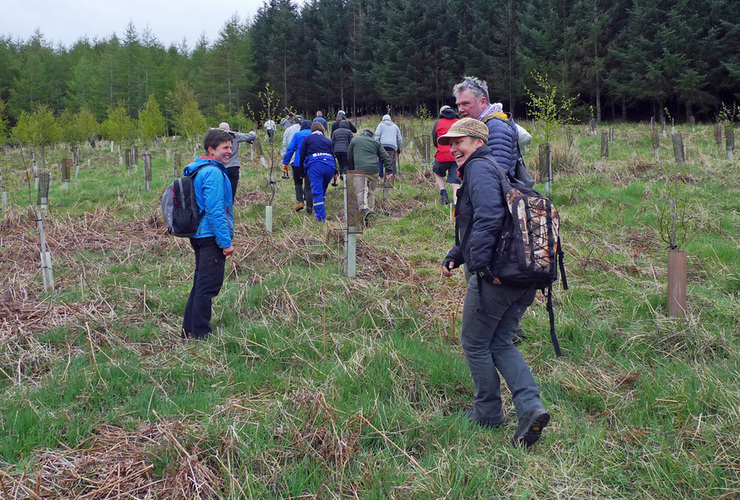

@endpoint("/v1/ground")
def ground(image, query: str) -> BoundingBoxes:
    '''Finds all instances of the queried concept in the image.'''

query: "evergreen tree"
[210,15,255,118]
[123,22,145,115]
[569,0,626,121]
[138,94,165,146]
[0,99,8,143]
[75,107,98,146]
[7,31,54,118]
[250,0,302,109]
[167,80,206,141]
[100,100,136,147]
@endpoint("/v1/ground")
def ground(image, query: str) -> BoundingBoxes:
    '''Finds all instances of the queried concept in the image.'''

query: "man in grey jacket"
[374,114,402,178]
[218,122,255,200]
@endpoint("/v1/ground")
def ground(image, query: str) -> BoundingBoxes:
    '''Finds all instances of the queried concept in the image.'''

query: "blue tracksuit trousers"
[306,157,336,222]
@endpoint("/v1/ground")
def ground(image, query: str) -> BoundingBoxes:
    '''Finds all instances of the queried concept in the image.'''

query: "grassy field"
[1,119,739,498]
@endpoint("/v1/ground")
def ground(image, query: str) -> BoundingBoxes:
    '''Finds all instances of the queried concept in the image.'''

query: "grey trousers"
[461,274,543,424]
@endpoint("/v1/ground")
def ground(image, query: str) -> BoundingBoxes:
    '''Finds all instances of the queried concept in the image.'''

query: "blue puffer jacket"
[183,158,233,249]
[445,145,506,273]
[282,120,312,165]
[483,112,519,178]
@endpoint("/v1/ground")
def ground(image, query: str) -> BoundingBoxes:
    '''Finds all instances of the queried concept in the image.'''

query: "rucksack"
[456,159,568,356]
[491,165,568,356]
[161,170,203,237]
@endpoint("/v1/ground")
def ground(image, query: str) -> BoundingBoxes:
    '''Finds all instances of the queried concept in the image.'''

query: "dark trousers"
[182,237,226,339]
[292,165,313,208]
[380,148,397,177]
[226,167,239,200]
[461,275,541,423]
[335,152,348,175]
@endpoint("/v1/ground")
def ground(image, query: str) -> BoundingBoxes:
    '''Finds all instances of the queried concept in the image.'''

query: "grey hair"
[453,76,489,101]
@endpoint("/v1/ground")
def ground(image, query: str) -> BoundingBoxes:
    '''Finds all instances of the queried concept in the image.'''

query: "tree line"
[0,0,738,136]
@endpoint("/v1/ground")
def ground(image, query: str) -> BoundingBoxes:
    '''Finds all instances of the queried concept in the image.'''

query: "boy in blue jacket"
[181,128,235,340]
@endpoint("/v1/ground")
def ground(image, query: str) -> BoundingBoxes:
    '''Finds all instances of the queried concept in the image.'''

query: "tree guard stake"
[36,174,54,291]
[344,170,366,277]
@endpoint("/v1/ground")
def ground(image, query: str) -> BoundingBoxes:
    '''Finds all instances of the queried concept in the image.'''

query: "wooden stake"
[671,133,685,163]
[714,124,722,148]
[651,128,660,160]
[725,125,735,162]
[174,152,182,178]
[539,143,552,196]
[601,132,609,161]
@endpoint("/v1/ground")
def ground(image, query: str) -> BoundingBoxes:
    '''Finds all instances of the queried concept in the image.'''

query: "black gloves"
[443,257,457,271]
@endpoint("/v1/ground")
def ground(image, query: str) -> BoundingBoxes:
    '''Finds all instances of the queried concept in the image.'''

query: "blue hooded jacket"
[482,113,519,177]
[182,158,233,248]
[282,120,312,165]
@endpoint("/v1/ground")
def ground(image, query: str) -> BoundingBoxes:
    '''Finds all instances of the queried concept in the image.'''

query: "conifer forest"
[0,0,738,130]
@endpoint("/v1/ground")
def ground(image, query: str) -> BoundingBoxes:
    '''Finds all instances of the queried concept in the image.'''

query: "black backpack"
[161,170,204,237]
[491,165,568,356]
[457,160,568,356]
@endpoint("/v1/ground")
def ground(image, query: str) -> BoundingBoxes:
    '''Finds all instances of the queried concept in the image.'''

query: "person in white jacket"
[264,119,277,144]
[374,114,402,178]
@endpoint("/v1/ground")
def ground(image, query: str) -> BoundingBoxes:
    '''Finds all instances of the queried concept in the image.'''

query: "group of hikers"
[280,111,400,223]
[178,75,550,448]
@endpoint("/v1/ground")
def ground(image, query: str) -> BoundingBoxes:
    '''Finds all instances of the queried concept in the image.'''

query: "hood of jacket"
[338,120,351,130]
[183,157,226,176]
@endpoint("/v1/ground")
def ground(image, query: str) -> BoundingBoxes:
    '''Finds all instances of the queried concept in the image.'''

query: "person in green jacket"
[346,129,392,222]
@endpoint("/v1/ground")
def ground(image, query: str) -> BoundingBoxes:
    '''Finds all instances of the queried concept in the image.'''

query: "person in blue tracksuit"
[300,122,337,222]
[283,120,314,214]
[181,128,235,340]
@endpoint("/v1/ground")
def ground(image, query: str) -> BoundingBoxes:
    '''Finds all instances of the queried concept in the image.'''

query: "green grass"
[1,122,739,497]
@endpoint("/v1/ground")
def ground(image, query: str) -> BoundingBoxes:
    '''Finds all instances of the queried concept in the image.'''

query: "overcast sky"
[2,0,275,50]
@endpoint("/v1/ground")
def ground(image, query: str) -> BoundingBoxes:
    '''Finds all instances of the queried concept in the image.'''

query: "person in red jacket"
[432,105,460,205]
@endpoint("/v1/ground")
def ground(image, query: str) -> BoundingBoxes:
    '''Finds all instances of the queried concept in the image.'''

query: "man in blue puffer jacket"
[453,76,520,179]
[181,128,235,340]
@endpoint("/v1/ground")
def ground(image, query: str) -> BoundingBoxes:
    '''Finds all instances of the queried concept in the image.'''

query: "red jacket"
[432,116,459,162]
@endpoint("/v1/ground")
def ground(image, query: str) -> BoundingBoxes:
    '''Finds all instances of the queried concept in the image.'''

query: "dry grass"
[0,420,222,499]
[0,207,169,339]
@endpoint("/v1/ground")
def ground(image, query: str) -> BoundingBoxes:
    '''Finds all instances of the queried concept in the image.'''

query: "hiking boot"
[306,207,313,215]
[294,202,304,212]
[440,191,450,205]
[512,406,550,448]
[461,409,503,429]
